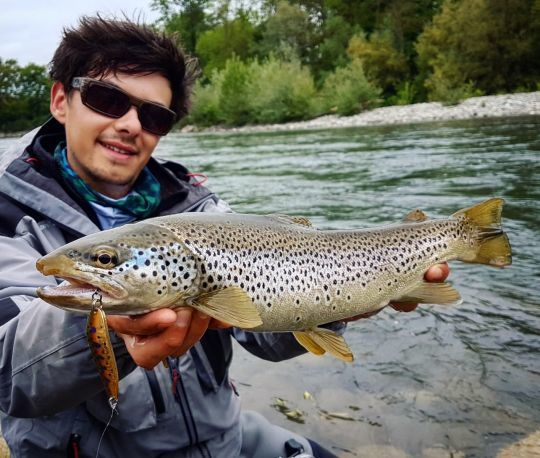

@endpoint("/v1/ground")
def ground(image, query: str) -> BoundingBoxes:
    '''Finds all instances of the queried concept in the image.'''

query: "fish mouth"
[36,256,128,308]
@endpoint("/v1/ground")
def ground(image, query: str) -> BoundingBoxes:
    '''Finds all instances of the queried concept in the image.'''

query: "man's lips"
[99,141,138,156]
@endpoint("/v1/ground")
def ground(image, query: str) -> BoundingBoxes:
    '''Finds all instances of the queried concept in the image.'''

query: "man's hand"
[108,308,230,370]
[344,262,450,321]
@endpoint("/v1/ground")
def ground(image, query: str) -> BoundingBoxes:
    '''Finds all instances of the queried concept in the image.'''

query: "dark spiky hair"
[49,15,197,120]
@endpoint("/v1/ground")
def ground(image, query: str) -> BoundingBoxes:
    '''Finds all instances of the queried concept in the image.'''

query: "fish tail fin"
[452,198,512,267]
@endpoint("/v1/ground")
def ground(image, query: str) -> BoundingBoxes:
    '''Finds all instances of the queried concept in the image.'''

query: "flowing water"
[1,116,539,456]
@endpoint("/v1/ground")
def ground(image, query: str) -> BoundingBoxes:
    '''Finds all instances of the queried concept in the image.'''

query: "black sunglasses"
[71,77,177,136]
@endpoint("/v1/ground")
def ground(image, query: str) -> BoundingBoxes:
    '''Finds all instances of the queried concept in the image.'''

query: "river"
[1,116,539,457]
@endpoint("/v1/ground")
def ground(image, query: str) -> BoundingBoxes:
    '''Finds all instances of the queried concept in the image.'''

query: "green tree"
[416,0,540,101]
[347,30,409,96]
[258,1,312,61]
[315,14,357,78]
[196,11,256,75]
[0,59,51,133]
[151,0,211,55]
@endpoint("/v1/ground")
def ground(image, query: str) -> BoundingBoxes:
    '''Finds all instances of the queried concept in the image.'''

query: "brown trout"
[37,198,511,365]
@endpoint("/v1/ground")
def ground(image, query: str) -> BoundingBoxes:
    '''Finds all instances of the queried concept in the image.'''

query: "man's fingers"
[390,302,418,312]
[117,309,194,369]
[389,263,450,313]
[424,262,449,282]
[113,309,215,369]
[208,318,232,329]
[107,308,178,336]
[169,311,211,357]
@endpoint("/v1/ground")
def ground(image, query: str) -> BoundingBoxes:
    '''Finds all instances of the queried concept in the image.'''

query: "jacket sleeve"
[0,219,135,418]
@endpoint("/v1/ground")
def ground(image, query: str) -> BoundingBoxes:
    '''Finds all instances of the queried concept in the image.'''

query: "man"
[0,16,449,457]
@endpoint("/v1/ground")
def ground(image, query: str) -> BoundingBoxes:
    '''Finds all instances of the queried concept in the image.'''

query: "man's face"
[50,72,173,198]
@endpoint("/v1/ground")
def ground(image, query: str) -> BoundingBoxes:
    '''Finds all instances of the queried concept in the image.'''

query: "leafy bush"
[186,75,224,126]
[217,57,253,125]
[188,55,317,126]
[246,56,317,123]
[318,58,381,116]
[425,68,484,105]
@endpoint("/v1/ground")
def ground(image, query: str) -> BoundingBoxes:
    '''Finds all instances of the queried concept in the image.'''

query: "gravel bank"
[190,91,540,134]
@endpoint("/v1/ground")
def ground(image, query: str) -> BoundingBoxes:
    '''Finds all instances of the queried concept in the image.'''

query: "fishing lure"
[87,290,119,412]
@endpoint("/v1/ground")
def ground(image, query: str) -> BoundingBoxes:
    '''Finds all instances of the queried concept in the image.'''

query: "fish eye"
[91,248,119,269]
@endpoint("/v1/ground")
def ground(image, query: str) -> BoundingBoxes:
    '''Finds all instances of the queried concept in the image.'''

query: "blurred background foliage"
[1,0,539,131]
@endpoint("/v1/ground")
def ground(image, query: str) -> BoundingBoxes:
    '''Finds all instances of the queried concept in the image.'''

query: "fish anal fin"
[267,214,313,227]
[403,209,429,222]
[295,328,354,362]
[393,281,462,306]
[191,286,262,328]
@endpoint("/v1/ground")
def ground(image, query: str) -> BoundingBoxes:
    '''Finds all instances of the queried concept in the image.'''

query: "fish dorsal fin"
[403,209,429,223]
[392,281,462,306]
[267,214,313,227]
[190,286,263,328]
[293,328,354,362]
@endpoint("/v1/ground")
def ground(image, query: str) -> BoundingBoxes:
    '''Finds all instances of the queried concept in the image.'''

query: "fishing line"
[95,406,116,458]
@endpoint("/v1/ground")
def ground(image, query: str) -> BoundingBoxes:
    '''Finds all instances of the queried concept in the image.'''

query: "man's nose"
[113,106,142,135]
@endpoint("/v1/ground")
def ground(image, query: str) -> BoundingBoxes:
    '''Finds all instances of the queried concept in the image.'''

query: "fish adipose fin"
[403,209,429,222]
[453,198,512,267]
[191,286,263,328]
[393,282,462,306]
[293,328,354,362]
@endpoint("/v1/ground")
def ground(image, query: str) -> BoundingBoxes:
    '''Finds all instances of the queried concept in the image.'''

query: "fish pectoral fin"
[191,286,263,328]
[393,281,462,306]
[294,328,354,363]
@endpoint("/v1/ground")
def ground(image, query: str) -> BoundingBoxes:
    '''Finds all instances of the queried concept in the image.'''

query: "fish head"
[36,222,198,314]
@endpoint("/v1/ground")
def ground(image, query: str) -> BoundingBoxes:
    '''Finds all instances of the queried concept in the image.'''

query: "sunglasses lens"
[77,78,176,135]
[83,83,131,118]
[139,103,176,136]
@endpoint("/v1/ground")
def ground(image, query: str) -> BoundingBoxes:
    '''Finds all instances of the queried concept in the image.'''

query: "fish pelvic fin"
[293,328,354,363]
[393,281,462,306]
[191,286,263,328]
[452,198,512,267]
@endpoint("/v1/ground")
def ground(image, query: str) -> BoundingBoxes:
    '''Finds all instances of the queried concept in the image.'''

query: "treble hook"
[91,289,103,309]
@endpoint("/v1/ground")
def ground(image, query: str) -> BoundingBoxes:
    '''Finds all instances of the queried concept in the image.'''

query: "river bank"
[2,92,539,140]
[186,91,540,134]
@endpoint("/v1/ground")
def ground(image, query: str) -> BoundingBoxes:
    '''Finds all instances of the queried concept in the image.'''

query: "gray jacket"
[0,119,309,458]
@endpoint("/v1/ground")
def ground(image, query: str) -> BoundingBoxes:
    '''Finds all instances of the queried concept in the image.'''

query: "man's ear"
[50,81,68,124]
